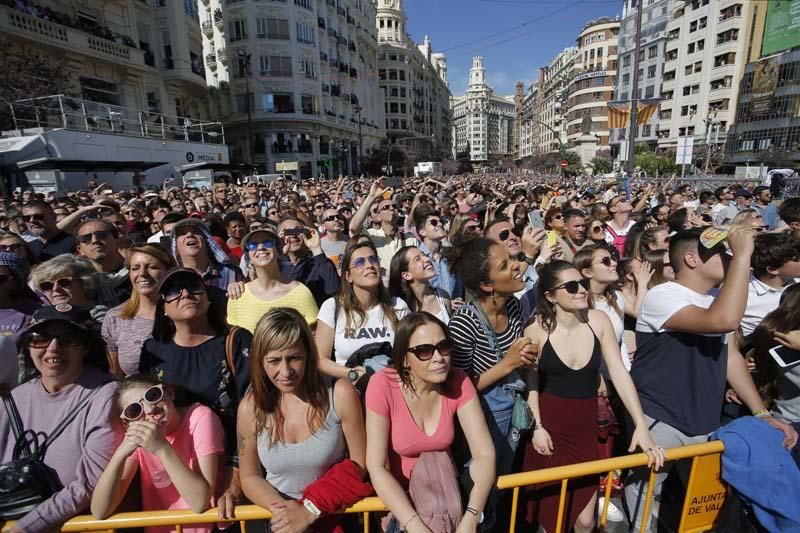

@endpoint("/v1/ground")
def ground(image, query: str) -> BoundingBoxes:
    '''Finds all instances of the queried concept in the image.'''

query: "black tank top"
[538,324,601,399]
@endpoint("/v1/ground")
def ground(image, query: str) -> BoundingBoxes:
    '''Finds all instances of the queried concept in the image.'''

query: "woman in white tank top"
[389,246,451,324]
[237,308,368,532]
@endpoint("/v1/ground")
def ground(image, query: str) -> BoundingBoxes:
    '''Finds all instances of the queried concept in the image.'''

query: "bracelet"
[533,424,545,431]
[402,513,419,530]
[753,409,770,418]
[466,506,480,516]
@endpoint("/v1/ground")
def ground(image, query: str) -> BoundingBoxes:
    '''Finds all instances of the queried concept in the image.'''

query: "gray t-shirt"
[101,303,154,376]
[775,364,800,424]
[0,366,117,531]
[320,236,348,260]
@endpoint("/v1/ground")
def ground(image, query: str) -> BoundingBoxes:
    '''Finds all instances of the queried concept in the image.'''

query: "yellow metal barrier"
[5,441,727,533]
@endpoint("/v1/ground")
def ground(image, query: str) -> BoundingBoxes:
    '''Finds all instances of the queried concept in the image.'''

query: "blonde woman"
[101,244,176,377]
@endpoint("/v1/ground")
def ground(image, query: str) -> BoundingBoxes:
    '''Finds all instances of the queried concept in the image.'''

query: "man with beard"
[278,218,339,306]
[21,200,77,261]
[558,208,589,262]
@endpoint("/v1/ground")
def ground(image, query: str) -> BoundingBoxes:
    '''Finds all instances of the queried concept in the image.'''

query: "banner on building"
[762,0,800,56]
[607,102,631,129]
[751,57,779,116]
[636,99,660,126]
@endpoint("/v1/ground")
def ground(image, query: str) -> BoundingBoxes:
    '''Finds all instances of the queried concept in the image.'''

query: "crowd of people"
[0,171,799,533]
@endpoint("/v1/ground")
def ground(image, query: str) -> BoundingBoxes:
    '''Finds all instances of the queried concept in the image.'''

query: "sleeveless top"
[538,324,602,399]
[432,289,451,325]
[256,385,346,499]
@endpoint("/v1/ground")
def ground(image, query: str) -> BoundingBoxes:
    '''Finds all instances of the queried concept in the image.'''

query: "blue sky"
[404,0,622,96]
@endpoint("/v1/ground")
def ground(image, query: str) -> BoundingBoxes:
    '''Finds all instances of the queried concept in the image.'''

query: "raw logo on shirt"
[344,327,390,340]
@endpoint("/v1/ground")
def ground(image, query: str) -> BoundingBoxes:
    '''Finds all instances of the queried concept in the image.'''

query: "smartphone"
[385,176,403,189]
[769,345,800,368]
[528,211,545,230]
[159,236,172,250]
[284,227,307,237]
[546,230,558,246]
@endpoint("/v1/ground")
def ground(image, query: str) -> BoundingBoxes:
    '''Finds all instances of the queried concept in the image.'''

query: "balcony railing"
[201,20,213,37]
[1,5,146,67]
[217,47,228,64]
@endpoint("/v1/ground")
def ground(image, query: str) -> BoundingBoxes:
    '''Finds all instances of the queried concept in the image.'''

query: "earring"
[491,290,497,306]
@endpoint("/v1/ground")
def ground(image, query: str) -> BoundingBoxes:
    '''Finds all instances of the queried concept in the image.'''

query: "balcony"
[214,10,224,30]
[201,20,214,37]
[217,47,227,64]
[0,5,146,68]
[206,54,217,70]
[336,6,346,17]
[318,17,326,29]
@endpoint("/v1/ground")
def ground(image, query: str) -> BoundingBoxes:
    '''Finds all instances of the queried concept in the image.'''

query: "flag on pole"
[607,102,630,129]
[636,99,660,126]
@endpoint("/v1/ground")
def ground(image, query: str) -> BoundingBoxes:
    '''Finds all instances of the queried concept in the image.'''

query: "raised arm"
[349,180,385,236]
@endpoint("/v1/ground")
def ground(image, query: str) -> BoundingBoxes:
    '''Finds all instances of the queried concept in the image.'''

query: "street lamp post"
[237,49,254,167]
[354,104,364,175]
[387,134,435,177]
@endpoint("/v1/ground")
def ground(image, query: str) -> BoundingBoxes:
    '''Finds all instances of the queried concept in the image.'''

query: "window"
[399,70,405,81]
[301,94,317,114]
[647,65,656,79]
[299,58,316,79]
[648,45,658,58]
[645,85,655,98]
[622,54,631,67]
[296,22,315,44]
[294,0,313,9]
[622,73,630,85]
[259,55,292,77]
[235,93,255,113]
[257,18,289,39]
[229,20,248,42]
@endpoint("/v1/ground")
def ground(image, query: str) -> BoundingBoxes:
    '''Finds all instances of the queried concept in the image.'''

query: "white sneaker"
[598,496,626,523]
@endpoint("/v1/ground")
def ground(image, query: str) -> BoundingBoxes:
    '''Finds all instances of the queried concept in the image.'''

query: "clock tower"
[376,0,407,44]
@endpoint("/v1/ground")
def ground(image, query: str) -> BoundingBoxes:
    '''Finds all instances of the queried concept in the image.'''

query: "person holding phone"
[752,284,800,462]
[278,218,340,306]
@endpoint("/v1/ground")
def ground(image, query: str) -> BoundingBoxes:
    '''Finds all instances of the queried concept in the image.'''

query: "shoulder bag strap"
[2,391,25,442]
[43,385,103,452]
[225,326,240,378]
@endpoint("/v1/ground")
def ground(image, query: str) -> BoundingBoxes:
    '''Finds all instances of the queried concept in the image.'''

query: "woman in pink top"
[366,312,495,533]
[91,375,225,533]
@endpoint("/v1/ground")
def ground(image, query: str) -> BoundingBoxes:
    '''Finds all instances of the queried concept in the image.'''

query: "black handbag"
[0,387,101,519]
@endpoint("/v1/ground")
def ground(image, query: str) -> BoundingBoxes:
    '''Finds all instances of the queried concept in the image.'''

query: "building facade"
[725,1,800,168]
[201,0,385,178]
[655,0,753,168]
[518,81,540,159]
[536,47,578,154]
[1,0,209,120]
[451,56,516,163]
[611,0,673,159]
[376,0,451,164]
[564,17,619,150]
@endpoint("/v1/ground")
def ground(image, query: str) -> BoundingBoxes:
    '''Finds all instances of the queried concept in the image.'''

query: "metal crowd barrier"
[6,441,727,533]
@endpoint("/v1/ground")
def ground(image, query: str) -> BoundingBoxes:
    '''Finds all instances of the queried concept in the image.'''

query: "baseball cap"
[734,189,753,199]
[21,304,94,336]
[171,217,208,235]
[156,267,204,293]
[240,228,279,252]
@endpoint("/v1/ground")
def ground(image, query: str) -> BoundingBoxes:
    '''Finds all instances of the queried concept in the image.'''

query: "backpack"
[605,224,627,258]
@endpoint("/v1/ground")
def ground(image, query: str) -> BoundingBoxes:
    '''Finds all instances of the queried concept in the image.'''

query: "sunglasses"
[123,210,139,217]
[0,243,23,252]
[498,229,514,241]
[77,230,110,244]
[246,239,277,251]
[591,225,606,233]
[464,224,482,233]
[408,339,453,361]
[314,204,325,210]
[120,384,166,422]
[380,204,397,211]
[39,277,76,292]
[428,218,441,227]
[550,278,590,294]
[351,255,380,270]
[174,226,201,238]
[24,213,45,221]
[162,281,206,303]
[595,256,616,267]
[242,202,258,209]
[26,329,84,349]
[323,214,343,223]
[267,210,278,216]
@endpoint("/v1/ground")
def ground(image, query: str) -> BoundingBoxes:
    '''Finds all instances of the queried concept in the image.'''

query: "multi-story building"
[0,0,209,119]
[565,17,619,151]
[518,81,540,159]
[536,47,577,154]
[655,0,753,166]
[451,56,516,163]
[725,1,800,168]
[201,0,384,178]
[376,0,451,163]
[611,0,673,159]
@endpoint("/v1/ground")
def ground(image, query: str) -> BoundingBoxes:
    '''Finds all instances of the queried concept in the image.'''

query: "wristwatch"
[347,368,360,383]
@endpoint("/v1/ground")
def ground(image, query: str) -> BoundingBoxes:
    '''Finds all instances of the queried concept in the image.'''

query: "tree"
[589,156,613,175]
[562,150,583,175]
[0,39,74,131]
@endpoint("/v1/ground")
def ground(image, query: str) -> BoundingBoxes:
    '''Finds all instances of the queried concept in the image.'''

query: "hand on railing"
[630,425,665,470]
